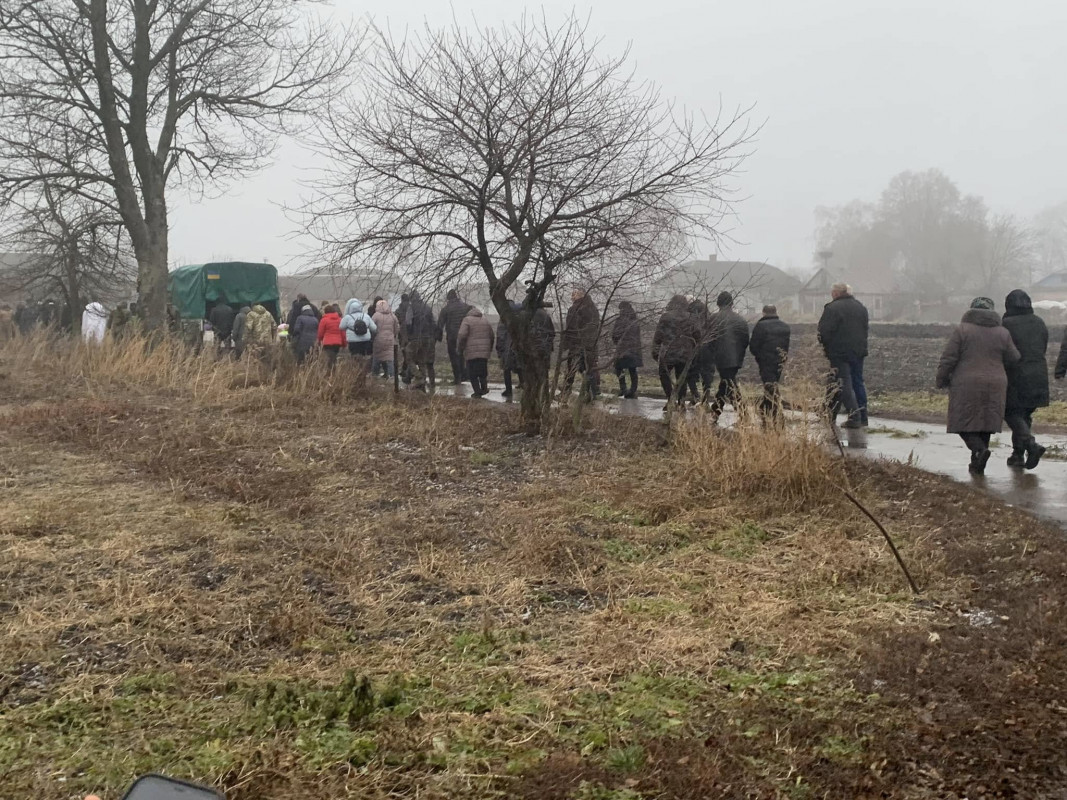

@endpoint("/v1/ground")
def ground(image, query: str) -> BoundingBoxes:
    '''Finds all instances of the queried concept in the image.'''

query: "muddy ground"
[2,342,1067,799]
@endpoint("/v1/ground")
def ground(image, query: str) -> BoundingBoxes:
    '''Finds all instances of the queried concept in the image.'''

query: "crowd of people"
[937,289,1067,475]
[5,284,1067,474]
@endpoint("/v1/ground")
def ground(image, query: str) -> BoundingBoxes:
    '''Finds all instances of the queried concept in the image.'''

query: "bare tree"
[301,14,753,425]
[0,0,353,331]
[0,177,134,327]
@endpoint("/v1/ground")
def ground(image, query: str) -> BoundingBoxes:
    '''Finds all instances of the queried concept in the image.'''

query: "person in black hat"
[708,291,749,421]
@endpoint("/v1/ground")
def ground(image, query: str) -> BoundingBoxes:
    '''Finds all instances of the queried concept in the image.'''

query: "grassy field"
[2,336,1067,799]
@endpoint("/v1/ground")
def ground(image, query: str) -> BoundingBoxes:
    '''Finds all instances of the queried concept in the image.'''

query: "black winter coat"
[1056,328,1067,381]
[652,298,699,365]
[749,315,791,382]
[710,308,749,371]
[437,297,473,344]
[209,304,236,339]
[531,308,555,357]
[286,300,320,330]
[611,311,643,366]
[1002,309,1049,410]
[818,295,868,361]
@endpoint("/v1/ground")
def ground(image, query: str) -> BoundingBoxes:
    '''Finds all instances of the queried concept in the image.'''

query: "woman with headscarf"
[1001,289,1049,469]
[935,297,1021,475]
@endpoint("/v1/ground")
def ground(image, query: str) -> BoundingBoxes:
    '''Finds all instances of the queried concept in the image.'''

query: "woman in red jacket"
[317,304,345,370]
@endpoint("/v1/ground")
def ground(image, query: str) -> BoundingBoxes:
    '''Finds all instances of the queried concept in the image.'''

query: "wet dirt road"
[431,382,1067,527]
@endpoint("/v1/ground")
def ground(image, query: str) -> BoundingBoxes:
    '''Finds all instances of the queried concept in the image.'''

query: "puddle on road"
[429,381,1067,527]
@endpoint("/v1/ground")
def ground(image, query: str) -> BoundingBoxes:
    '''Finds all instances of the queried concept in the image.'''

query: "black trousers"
[503,368,520,394]
[348,340,372,356]
[447,339,467,383]
[959,432,992,454]
[1004,408,1036,451]
[323,344,341,369]
[565,352,600,397]
[712,367,742,414]
[659,361,689,401]
[828,358,860,421]
[614,356,639,396]
[687,349,715,399]
[467,358,488,394]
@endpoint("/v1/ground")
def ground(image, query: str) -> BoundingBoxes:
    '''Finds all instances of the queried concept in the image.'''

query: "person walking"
[371,299,400,378]
[936,297,1021,475]
[81,302,107,343]
[1056,326,1067,383]
[818,283,869,429]
[232,305,251,361]
[405,292,437,390]
[291,305,320,364]
[208,294,236,355]
[708,292,749,421]
[340,298,377,357]
[749,304,791,423]
[317,304,345,370]
[285,294,319,331]
[437,289,473,384]
[686,298,715,404]
[242,304,276,360]
[107,302,131,340]
[394,293,411,382]
[652,294,699,410]
[562,289,601,400]
[496,301,523,398]
[611,300,643,399]
[457,306,495,397]
[1001,289,1049,469]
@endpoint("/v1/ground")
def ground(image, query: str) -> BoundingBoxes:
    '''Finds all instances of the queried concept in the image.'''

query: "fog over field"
[169,0,1067,274]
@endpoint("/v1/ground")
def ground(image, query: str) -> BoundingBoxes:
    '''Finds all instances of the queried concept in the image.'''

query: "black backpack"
[351,315,369,336]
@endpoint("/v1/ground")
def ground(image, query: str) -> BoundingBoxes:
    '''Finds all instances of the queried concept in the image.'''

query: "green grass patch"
[707,521,771,560]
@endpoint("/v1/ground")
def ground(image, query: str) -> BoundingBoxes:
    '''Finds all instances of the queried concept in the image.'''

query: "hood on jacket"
[250,304,269,315]
[618,301,637,319]
[1004,289,1033,316]
[666,294,689,313]
[466,307,484,318]
[375,300,391,314]
[239,305,251,314]
[345,298,364,316]
[300,306,317,317]
[962,308,1002,327]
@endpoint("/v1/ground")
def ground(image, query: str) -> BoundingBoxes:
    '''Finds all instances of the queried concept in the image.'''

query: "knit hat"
[716,291,733,308]
[970,297,995,310]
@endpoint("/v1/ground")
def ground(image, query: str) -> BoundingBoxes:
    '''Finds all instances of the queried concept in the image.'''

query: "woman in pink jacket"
[457,307,495,397]
[371,299,401,378]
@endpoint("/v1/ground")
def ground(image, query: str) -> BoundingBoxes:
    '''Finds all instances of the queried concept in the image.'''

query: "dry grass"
[1,334,1059,799]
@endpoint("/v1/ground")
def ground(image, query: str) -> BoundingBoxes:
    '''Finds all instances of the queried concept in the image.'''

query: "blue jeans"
[371,357,394,378]
[849,357,867,422]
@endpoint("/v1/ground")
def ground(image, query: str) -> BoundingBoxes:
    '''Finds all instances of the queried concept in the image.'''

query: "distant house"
[798,267,917,321]
[651,255,801,315]
[278,268,410,311]
[1031,271,1067,303]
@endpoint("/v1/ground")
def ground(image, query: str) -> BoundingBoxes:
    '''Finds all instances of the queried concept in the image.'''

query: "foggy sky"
[168,0,1067,275]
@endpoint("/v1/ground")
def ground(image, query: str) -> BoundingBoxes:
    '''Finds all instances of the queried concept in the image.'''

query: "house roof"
[654,257,801,304]
[1033,271,1067,290]
[278,268,411,306]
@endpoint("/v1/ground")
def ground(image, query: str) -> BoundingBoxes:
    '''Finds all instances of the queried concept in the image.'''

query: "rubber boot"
[1006,448,1025,468]
[1025,442,1046,470]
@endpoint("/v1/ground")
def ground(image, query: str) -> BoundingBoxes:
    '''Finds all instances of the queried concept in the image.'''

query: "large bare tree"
[302,15,753,424]
[0,0,352,330]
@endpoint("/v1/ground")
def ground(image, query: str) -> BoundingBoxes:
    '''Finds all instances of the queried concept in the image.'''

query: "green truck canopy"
[168,262,280,319]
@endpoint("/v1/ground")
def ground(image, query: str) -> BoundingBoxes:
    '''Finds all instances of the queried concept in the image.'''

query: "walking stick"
[393,344,400,394]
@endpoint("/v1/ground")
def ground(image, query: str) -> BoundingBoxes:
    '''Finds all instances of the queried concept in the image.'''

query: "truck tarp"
[168,262,279,319]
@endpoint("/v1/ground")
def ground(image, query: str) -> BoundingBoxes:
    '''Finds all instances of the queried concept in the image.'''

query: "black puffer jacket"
[1002,290,1049,410]
[652,295,699,365]
[749,314,791,382]
[496,302,522,370]
[710,307,750,371]
[818,295,869,361]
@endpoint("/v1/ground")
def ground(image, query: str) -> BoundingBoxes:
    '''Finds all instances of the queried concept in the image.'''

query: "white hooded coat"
[82,302,108,343]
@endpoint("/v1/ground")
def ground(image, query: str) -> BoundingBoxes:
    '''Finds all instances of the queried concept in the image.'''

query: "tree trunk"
[63,250,83,331]
[507,308,550,430]
[137,194,169,333]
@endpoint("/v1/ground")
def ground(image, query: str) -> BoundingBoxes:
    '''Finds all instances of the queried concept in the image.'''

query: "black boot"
[1006,448,1025,468]
[618,377,627,397]
[969,448,992,475]
[1025,442,1046,470]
